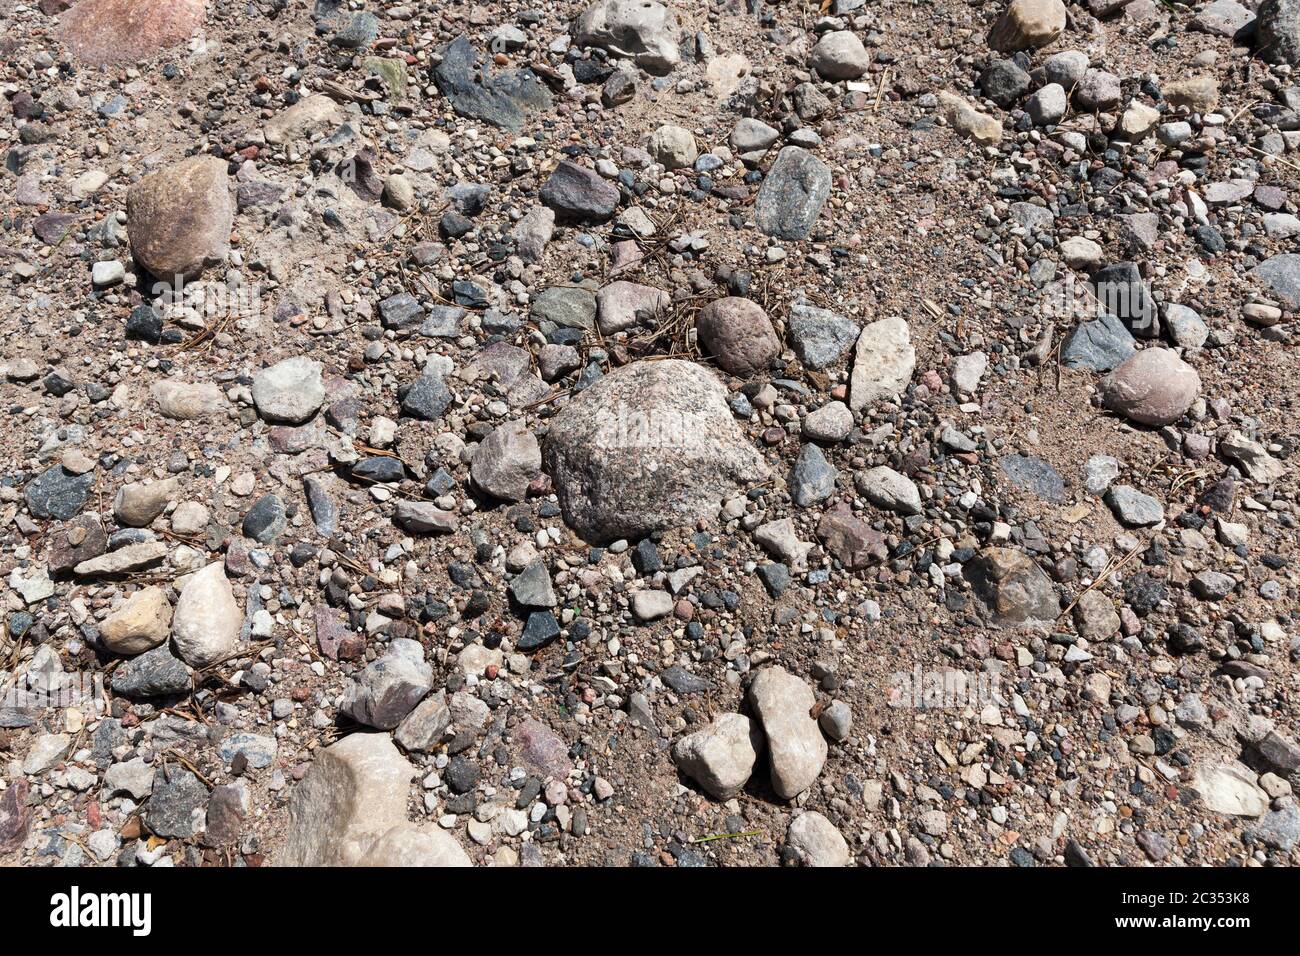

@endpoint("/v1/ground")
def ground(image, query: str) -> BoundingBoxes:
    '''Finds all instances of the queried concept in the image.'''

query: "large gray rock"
[672,713,764,800]
[127,154,232,281]
[755,147,832,240]
[279,733,418,866]
[849,317,915,412]
[573,0,682,75]
[544,360,769,543]
[433,35,552,131]
[1257,0,1300,65]
[964,548,1058,627]
[340,639,434,730]
[171,562,240,668]
[855,465,921,515]
[748,667,827,800]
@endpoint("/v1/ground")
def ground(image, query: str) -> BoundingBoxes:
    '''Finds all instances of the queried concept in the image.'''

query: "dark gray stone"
[145,766,208,838]
[433,35,552,131]
[25,465,95,520]
[755,146,832,240]
[790,443,837,507]
[787,303,860,369]
[1060,313,1136,371]
[242,494,287,544]
[999,454,1065,502]
[111,645,192,697]
[539,160,620,223]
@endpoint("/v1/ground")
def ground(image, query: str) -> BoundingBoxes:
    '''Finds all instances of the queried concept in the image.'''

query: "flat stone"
[754,146,832,240]
[539,160,620,223]
[433,34,551,131]
[964,548,1058,627]
[849,317,915,412]
[252,356,325,425]
[1105,484,1163,526]
[59,0,207,66]
[341,639,434,729]
[1189,762,1268,817]
[25,464,95,520]
[855,465,921,515]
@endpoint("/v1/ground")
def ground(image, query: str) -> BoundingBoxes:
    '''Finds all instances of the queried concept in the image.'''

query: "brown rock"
[127,154,232,281]
[100,586,172,655]
[695,297,780,377]
[60,0,207,67]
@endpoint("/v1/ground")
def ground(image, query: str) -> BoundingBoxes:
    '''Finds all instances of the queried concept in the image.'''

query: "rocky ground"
[1,0,1299,868]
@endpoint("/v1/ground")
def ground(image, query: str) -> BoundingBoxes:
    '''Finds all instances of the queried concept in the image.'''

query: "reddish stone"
[60,0,207,67]
[0,781,31,852]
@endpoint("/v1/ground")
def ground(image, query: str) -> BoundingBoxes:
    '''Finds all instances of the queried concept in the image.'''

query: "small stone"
[988,0,1067,52]
[471,421,541,502]
[754,147,832,240]
[785,811,850,867]
[1105,485,1163,526]
[810,31,870,80]
[100,586,172,655]
[855,465,921,515]
[672,713,763,800]
[252,356,325,425]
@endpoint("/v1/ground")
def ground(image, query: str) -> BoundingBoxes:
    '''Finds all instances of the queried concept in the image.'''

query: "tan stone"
[100,586,172,656]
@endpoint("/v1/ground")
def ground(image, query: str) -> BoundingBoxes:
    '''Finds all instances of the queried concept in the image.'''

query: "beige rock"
[1164,75,1220,113]
[748,667,828,800]
[786,811,851,866]
[171,562,240,668]
[356,823,472,867]
[279,733,417,866]
[672,713,764,800]
[100,586,172,656]
[988,0,1068,52]
[264,94,344,146]
[151,380,227,420]
[113,476,179,528]
[938,92,1003,146]
[849,316,916,412]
